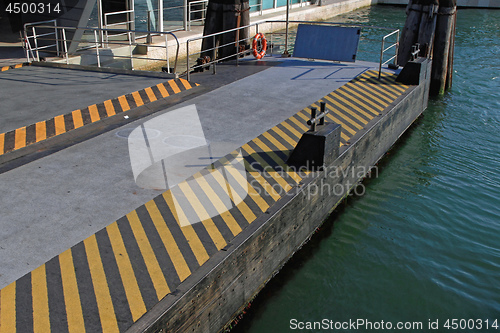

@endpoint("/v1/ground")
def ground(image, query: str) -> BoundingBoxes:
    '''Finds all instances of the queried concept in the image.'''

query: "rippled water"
[232,6,500,332]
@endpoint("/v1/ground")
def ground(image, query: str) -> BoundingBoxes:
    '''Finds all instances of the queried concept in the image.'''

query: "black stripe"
[174,79,187,91]
[168,186,219,257]
[95,103,109,120]
[15,273,33,333]
[163,81,176,97]
[354,75,399,101]
[72,242,103,333]
[137,90,148,104]
[323,105,362,134]
[46,256,69,333]
[45,118,56,139]
[328,94,373,125]
[63,113,75,132]
[277,121,302,141]
[153,195,201,272]
[334,88,379,118]
[79,108,92,126]
[344,83,388,110]
[185,176,235,242]
[269,127,297,150]
[95,229,134,332]
[149,85,163,101]
[3,130,15,153]
[117,215,163,310]
[25,124,37,145]
[135,205,183,292]
[258,133,293,163]
[125,94,137,109]
[111,98,123,114]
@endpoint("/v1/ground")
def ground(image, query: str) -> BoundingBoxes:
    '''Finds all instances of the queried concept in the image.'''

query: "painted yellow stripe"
[14,127,26,150]
[144,87,157,102]
[179,78,192,90]
[342,84,386,111]
[313,100,367,129]
[269,126,298,148]
[156,83,169,98]
[280,121,303,139]
[1,66,9,71]
[31,265,50,333]
[359,73,400,99]
[72,110,84,129]
[106,223,147,321]
[35,122,46,143]
[84,235,119,333]
[327,92,377,120]
[118,95,130,112]
[168,80,181,94]
[288,115,309,132]
[54,115,66,136]
[338,85,384,113]
[126,211,170,299]
[177,182,227,250]
[104,100,116,117]
[324,111,357,138]
[246,168,281,202]
[59,249,85,333]
[145,200,192,282]
[207,167,257,224]
[132,91,144,107]
[88,104,101,123]
[193,172,243,236]
[353,78,397,103]
[0,282,16,333]
[242,143,292,192]
[252,137,302,185]
[262,131,289,152]
[221,154,270,213]
[14,64,23,69]
[162,191,210,266]
[0,133,4,155]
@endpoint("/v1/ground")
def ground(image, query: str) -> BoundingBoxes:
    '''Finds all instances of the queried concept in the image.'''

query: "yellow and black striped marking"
[0,70,409,332]
[0,63,30,72]
[0,78,199,157]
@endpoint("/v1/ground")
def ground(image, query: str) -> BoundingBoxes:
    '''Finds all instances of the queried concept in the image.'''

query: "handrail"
[25,24,180,74]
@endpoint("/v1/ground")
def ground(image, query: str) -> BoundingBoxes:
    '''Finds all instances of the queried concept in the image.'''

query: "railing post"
[165,33,170,73]
[378,37,385,80]
[32,27,40,61]
[62,28,69,64]
[184,0,189,31]
[147,11,153,44]
[94,30,101,67]
[213,35,217,75]
[128,31,133,70]
[187,41,190,81]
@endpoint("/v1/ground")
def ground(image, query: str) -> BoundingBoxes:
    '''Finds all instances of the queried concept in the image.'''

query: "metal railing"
[378,29,400,79]
[23,24,180,74]
[23,19,60,62]
[185,20,400,80]
[188,0,208,30]
[104,9,135,45]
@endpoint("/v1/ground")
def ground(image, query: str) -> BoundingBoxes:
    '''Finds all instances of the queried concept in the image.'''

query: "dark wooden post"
[416,0,439,58]
[398,0,424,67]
[430,0,456,95]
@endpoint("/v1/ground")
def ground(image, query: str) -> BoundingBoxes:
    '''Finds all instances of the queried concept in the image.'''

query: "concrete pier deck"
[0,56,416,332]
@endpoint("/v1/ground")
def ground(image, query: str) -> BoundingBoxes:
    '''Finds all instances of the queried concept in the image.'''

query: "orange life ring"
[252,33,267,60]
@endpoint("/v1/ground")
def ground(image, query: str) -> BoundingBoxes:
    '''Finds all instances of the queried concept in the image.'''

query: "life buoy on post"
[252,33,267,60]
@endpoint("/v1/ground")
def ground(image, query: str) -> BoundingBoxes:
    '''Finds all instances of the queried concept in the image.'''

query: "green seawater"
[232,6,500,332]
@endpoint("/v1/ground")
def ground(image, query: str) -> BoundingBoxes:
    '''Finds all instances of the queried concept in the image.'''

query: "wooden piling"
[398,0,424,66]
[416,0,438,58]
[430,0,456,95]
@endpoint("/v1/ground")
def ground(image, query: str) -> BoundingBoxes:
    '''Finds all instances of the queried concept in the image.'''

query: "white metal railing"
[23,19,59,62]
[104,9,135,45]
[379,29,400,79]
[187,0,208,30]
[23,24,180,74]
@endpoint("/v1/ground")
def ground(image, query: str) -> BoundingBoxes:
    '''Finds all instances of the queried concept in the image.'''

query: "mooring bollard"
[307,102,328,132]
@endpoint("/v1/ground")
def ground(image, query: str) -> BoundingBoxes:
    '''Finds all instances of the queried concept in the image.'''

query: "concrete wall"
[129,62,432,333]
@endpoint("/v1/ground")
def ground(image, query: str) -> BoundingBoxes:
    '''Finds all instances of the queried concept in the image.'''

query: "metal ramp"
[293,24,361,62]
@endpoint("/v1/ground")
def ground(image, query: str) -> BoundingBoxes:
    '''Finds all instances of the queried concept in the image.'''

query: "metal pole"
[184,0,188,31]
[187,41,190,80]
[94,30,101,67]
[62,28,69,64]
[282,0,290,57]
[97,0,104,47]
[158,0,164,32]
[213,35,216,74]
[147,11,153,44]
